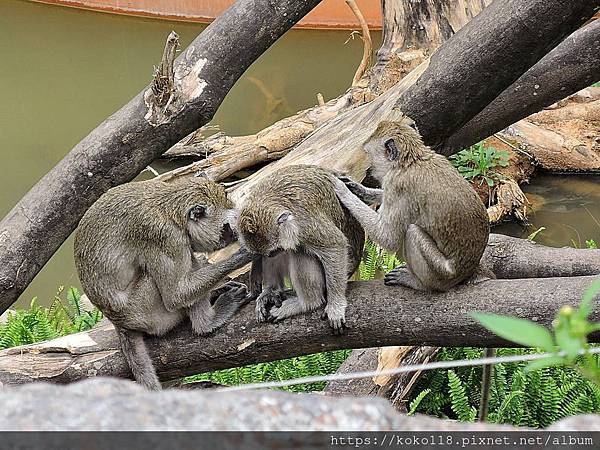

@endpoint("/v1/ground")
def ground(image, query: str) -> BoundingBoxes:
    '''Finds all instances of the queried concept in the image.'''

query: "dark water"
[495,174,600,248]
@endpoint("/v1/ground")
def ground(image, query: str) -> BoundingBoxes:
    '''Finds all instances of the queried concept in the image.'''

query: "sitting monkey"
[235,165,364,333]
[332,116,490,291]
[74,177,254,390]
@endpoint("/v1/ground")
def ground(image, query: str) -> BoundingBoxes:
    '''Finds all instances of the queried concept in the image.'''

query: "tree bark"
[483,234,600,279]
[375,0,490,66]
[0,272,598,386]
[442,19,600,155]
[394,0,600,150]
[0,0,324,314]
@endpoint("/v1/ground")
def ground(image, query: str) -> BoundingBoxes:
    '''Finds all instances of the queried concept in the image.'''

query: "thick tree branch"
[0,0,324,314]
[0,273,598,386]
[394,0,600,149]
[441,19,600,155]
[483,234,600,279]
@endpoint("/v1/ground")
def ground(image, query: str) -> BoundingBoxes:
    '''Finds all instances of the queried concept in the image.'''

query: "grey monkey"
[235,165,365,334]
[332,116,491,291]
[74,177,254,390]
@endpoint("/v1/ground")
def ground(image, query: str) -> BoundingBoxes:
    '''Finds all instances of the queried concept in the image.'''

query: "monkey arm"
[332,178,398,251]
[155,247,256,312]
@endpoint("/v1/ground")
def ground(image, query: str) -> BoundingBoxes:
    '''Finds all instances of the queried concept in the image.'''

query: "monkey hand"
[209,281,250,307]
[337,175,368,198]
[321,304,347,335]
[255,289,285,323]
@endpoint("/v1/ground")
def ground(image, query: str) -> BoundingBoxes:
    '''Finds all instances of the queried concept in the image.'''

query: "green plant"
[357,238,402,281]
[408,347,600,427]
[186,350,352,392]
[593,81,600,88]
[450,143,509,187]
[0,286,102,349]
[473,278,600,385]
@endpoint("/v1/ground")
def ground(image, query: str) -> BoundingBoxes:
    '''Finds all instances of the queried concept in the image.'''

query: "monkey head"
[173,177,237,252]
[363,116,423,182]
[235,205,299,256]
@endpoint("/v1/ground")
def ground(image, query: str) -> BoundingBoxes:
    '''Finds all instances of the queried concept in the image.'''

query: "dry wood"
[345,0,372,87]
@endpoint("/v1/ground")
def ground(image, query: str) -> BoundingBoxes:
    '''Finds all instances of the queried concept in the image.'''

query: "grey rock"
[0,377,598,431]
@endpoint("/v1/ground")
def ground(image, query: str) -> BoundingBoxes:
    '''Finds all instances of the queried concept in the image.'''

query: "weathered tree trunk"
[1,272,598,387]
[375,0,491,67]
[0,0,324,314]
[441,19,600,154]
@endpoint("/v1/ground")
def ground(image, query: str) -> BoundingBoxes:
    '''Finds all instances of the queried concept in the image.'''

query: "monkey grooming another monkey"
[235,165,364,334]
[332,115,490,292]
[74,177,254,390]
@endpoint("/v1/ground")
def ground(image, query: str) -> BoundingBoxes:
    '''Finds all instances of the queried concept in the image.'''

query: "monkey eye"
[188,204,207,222]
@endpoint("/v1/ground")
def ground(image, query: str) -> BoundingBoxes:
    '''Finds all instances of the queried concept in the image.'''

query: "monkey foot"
[321,307,347,335]
[384,266,423,290]
[255,289,285,323]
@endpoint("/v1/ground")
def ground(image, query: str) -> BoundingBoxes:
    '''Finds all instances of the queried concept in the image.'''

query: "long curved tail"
[116,327,162,390]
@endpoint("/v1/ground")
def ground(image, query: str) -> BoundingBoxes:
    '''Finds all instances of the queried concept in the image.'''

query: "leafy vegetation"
[450,142,510,187]
[356,238,402,281]
[0,286,102,349]
[408,347,600,427]
[474,278,600,386]
[186,350,352,392]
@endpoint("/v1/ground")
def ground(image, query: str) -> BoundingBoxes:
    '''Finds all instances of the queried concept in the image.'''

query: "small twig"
[144,166,160,177]
[345,0,372,86]
[493,133,535,161]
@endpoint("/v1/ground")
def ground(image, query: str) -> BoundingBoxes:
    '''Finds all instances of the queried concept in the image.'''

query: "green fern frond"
[408,389,431,416]
[448,369,476,422]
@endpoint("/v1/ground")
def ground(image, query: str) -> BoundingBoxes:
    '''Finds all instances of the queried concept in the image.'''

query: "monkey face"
[364,136,398,182]
[364,118,422,181]
[187,203,237,252]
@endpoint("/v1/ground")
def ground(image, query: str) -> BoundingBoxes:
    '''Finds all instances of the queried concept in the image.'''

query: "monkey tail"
[116,327,162,391]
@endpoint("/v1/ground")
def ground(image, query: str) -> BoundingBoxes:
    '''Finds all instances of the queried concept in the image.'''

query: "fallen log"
[0,0,325,314]
[1,272,599,386]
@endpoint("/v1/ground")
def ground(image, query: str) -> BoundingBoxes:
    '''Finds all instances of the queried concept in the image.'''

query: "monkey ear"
[384,138,399,161]
[188,204,207,222]
[277,211,293,225]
